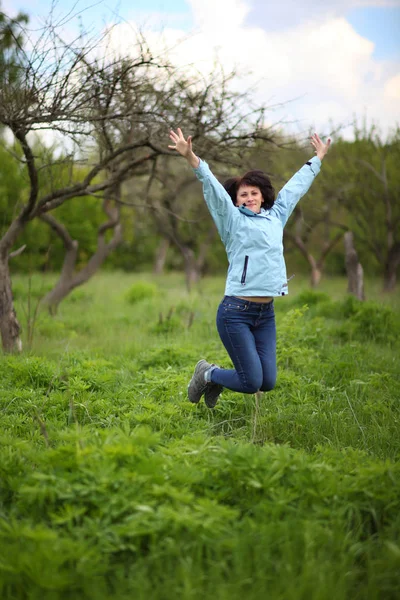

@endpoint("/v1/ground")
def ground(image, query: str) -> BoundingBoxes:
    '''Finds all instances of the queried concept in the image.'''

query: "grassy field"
[1,272,400,599]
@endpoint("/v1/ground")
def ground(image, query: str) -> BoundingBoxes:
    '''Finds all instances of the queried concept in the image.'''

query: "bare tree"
[344,231,365,300]
[354,147,400,291]
[328,126,400,292]
[38,46,182,313]
[0,8,284,350]
[39,184,123,313]
[144,163,215,290]
[0,14,177,350]
[284,203,346,287]
[153,237,170,274]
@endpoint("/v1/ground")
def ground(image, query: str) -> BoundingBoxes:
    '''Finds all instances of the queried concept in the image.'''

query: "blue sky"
[9,0,399,60]
[8,0,192,29]
[346,5,400,60]
[4,0,400,136]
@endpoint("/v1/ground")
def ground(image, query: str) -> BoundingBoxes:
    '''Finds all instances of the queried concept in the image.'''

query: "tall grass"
[1,272,399,599]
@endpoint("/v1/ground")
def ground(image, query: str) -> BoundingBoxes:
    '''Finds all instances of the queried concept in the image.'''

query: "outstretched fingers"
[169,128,186,148]
[310,132,331,156]
[310,133,321,148]
[169,127,184,140]
[168,129,179,148]
[168,127,192,157]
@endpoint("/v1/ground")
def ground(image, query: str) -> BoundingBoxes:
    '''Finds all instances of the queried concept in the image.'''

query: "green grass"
[1,272,400,599]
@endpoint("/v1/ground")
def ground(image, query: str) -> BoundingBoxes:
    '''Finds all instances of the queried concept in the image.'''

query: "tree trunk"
[284,231,322,288]
[383,243,400,292]
[383,269,397,292]
[310,267,322,287]
[180,231,216,291]
[41,189,123,314]
[0,255,22,352]
[293,239,322,287]
[42,225,123,314]
[182,247,201,292]
[39,218,80,314]
[196,228,216,275]
[41,240,79,315]
[344,232,365,300]
[153,238,170,275]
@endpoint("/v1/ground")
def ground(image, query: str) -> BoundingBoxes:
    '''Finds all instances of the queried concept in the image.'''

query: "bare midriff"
[236,296,273,303]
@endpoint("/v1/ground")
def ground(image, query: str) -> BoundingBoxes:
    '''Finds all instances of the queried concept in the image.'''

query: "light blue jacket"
[194,156,321,297]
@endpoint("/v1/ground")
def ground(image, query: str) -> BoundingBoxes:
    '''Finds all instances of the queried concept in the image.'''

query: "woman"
[168,128,331,408]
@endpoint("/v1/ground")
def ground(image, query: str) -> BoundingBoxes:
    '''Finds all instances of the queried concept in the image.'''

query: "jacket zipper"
[241,255,249,285]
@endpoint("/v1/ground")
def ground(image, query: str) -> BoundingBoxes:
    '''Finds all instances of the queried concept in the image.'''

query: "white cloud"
[355,1,400,5]
[384,73,400,99]
[105,0,400,138]
[189,0,251,30]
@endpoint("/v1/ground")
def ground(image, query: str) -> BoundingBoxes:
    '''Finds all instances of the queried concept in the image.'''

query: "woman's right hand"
[168,128,200,168]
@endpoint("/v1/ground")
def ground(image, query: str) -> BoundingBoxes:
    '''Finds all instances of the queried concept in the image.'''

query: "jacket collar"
[238,206,270,218]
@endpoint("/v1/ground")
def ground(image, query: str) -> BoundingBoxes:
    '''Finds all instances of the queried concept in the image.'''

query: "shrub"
[291,290,331,307]
[138,346,192,368]
[0,356,59,389]
[125,282,158,304]
[339,295,363,318]
[37,315,70,339]
[336,300,400,345]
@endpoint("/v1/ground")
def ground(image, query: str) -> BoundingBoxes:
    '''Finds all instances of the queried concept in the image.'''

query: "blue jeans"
[211,296,277,394]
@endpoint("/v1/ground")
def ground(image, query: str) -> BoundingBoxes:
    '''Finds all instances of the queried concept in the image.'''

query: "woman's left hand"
[310,133,331,160]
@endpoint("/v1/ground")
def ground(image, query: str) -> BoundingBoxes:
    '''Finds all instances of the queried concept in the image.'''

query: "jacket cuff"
[305,156,321,176]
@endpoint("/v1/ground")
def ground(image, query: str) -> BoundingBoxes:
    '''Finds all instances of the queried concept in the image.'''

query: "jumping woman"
[168,128,331,408]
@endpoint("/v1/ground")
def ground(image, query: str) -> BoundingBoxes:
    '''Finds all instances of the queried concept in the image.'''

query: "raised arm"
[271,134,331,227]
[168,128,238,243]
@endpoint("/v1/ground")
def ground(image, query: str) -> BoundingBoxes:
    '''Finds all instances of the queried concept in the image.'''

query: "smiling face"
[236,184,263,213]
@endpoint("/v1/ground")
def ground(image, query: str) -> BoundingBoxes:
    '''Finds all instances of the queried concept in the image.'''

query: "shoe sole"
[204,383,223,408]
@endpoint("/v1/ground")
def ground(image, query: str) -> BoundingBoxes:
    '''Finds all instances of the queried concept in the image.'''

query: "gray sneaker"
[187,359,212,403]
[204,382,223,408]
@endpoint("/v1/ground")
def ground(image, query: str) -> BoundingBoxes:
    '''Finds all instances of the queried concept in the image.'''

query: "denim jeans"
[211,296,277,394]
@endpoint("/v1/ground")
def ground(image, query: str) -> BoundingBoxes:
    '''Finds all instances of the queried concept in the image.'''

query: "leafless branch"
[9,244,26,258]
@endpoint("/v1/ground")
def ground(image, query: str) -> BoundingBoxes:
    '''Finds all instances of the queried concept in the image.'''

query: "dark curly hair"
[223,170,275,210]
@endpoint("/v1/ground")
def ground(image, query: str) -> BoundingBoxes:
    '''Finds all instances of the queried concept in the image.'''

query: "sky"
[3,0,400,140]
